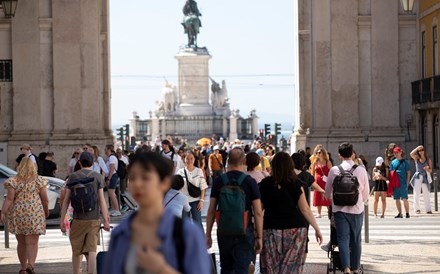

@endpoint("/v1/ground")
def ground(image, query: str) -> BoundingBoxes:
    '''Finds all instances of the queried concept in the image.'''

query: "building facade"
[292,0,419,163]
[0,0,113,176]
[412,0,440,169]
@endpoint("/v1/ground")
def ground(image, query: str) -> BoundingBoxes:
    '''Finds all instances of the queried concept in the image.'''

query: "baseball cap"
[393,146,402,153]
[20,143,31,150]
[79,151,94,163]
[213,145,219,151]
[375,157,384,166]
[256,149,264,157]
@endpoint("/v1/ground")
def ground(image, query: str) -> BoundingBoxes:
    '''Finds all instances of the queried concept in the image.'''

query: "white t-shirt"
[176,167,208,203]
[27,153,37,164]
[161,150,184,173]
[120,155,129,166]
[68,158,77,168]
[106,155,118,177]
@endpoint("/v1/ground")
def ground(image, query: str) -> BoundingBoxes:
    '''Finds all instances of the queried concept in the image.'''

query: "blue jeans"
[217,226,254,274]
[189,201,203,231]
[334,211,364,270]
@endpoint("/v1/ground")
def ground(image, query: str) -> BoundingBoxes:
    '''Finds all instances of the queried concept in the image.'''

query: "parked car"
[0,164,64,218]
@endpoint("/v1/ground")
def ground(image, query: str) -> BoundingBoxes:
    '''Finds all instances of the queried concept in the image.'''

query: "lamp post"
[1,0,18,18]
[400,0,415,14]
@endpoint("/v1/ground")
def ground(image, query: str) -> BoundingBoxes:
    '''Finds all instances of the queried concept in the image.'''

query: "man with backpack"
[206,147,263,274]
[60,151,110,274]
[160,139,184,173]
[325,143,369,274]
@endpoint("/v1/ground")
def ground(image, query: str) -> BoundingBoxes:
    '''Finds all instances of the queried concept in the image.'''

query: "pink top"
[247,170,266,184]
[325,160,370,214]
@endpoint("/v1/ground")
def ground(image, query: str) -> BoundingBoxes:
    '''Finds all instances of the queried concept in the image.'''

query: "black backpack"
[67,171,97,214]
[332,165,360,206]
[117,159,127,179]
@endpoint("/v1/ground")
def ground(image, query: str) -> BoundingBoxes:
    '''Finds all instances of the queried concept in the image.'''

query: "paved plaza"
[1,192,440,273]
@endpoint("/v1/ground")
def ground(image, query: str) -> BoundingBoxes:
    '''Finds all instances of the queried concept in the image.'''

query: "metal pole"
[434,172,438,212]
[364,203,369,243]
[5,216,9,248]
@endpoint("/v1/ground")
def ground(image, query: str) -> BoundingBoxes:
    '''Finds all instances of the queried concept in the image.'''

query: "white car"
[0,164,64,218]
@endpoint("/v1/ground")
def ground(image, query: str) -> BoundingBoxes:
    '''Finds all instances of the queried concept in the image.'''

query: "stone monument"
[130,1,258,142]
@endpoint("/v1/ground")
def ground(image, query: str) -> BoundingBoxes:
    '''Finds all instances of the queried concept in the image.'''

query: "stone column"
[229,115,238,141]
[129,112,140,138]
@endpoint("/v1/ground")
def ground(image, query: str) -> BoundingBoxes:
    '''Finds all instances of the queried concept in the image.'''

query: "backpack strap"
[173,217,185,272]
[220,173,230,185]
[236,173,248,186]
[350,165,358,173]
[337,165,345,174]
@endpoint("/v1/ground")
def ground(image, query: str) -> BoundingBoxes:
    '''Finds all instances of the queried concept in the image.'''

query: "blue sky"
[110,0,295,131]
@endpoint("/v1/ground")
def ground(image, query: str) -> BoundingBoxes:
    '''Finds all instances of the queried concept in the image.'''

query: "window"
[0,60,13,82]
[434,26,438,76]
[422,31,427,78]
[434,115,439,168]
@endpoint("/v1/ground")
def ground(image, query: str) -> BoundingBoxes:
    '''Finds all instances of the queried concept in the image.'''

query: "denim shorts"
[108,173,119,190]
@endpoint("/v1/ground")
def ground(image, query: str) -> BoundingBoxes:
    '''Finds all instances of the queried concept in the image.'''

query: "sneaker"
[380,215,385,219]
[315,214,322,218]
[120,205,129,213]
[405,213,410,218]
[394,213,403,218]
[248,262,255,274]
[110,211,121,217]
[416,210,421,214]
[427,211,433,214]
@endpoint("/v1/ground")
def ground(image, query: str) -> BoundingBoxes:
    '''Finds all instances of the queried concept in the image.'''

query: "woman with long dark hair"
[259,152,323,274]
[410,145,433,214]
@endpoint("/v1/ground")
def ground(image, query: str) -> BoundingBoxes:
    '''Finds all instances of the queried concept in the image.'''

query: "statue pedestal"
[175,47,213,115]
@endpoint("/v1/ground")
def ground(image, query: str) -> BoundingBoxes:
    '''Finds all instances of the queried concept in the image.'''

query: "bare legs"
[317,205,322,216]
[374,192,387,217]
[72,253,96,274]
[108,189,119,212]
[395,199,409,214]
[15,235,40,271]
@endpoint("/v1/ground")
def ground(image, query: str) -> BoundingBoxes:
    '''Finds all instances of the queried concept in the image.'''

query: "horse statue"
[182,0,202,47]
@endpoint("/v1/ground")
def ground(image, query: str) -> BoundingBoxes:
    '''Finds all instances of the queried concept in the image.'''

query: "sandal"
[26,264,35,274]
[19,270,27,274]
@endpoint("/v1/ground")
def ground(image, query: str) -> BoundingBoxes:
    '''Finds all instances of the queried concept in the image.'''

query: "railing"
[412,75,440,104]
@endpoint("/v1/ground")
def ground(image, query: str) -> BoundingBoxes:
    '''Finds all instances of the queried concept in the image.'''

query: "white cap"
[213,145,219,151]
[376,157,384,166]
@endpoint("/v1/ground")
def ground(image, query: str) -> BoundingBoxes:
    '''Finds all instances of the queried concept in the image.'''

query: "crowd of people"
[0,137,435,274]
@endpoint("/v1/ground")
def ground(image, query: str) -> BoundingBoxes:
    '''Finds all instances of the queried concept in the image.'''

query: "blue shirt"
[163,189,191,218]
[103,208,211,274]
[390,159,410,186]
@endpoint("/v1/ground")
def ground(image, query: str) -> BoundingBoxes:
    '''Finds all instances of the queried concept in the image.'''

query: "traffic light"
[117,127,124,142]
[275,123,281,136]
[124,124,130,150]
[264,124,271,136]
[269,134,273,143]
[259,129,264,138]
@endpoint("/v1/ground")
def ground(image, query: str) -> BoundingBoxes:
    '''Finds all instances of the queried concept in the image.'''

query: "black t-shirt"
[259,176,307,230]
[40,160,57,177]
[297,171,315,206]
[211,170,261,212]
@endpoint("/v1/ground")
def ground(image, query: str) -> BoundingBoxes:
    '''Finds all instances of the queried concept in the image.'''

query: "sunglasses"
[74,152,80,155]
[317,151,322,154]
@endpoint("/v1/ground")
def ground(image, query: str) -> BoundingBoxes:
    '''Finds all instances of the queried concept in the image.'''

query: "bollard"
[364,203,369,243]
[4,216,9,248]
[434,172,438,212]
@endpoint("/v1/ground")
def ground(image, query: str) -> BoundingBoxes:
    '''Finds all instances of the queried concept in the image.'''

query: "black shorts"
[374,180,388,192]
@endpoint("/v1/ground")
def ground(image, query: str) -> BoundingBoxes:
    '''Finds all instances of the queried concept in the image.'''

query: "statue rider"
[182,0,202,47]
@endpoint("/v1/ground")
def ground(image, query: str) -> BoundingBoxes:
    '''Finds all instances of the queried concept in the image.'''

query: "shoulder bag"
[184,169,202,198]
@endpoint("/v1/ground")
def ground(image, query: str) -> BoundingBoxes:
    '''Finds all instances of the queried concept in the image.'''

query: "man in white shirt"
[325,143,369,274]
[15,144,38,170]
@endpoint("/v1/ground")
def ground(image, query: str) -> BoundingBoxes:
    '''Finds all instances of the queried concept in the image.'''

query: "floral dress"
[5,176,48,235]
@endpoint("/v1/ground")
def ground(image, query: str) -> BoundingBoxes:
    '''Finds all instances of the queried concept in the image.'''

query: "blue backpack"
[215,173,249,236]
[67,171,97,214]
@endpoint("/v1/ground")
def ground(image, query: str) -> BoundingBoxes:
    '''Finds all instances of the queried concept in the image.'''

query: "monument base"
[177,104,214,116]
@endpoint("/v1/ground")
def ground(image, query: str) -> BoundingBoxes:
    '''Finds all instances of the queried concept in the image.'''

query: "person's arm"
[98,188,110,231]
[39,187,50,218]
[297,189,323,245]
[310,162,316,177]
[325,167,336,199]
[99,157,109,176]
[208,157,213,175]
[410,146,423,161]
[252,199,263,254]
[310,182,325,194]
[0,187,15,224]
[327,160,333,169]
[205,197,217,248]
[107,161,116,185]
[360,168,370,202]
[425,159,433,173]
[59,188,71,233]
[198,188,206,211]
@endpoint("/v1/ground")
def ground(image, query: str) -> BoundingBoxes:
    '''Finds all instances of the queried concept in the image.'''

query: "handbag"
[184,169,202,198]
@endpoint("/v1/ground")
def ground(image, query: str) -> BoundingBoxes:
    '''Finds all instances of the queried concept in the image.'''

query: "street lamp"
[400,0,415,14]
[1,0,18,19]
